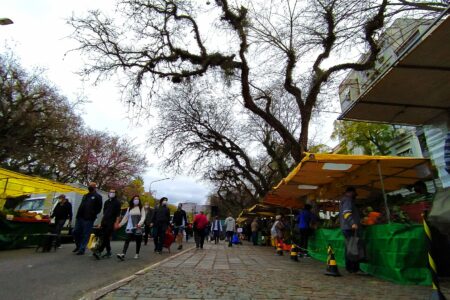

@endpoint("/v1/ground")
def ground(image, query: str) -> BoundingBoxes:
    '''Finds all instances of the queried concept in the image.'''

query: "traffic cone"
[276,239,283,256]
[325,244,341,277]
[290,244,299,261]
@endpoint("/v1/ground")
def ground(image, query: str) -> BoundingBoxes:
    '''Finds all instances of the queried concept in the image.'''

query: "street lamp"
[148,177,170,195]
[0,18,13,26]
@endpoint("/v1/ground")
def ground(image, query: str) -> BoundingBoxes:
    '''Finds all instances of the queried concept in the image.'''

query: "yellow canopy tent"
[263,153,433,219]
[0,167,86,209]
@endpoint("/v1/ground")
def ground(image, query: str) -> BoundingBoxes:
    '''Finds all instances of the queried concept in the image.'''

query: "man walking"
[224,213,236,247]
[251,218,259,246]
[173,203,188,250]
[151,197,170,254]
[193,211,208,249]
[51,194,72,248]
[143,203,154,246]
[339,186,362,273]
[73,182,103,255]
[211,216,222,244]
[93,189,121,259]
[296,204,313,257]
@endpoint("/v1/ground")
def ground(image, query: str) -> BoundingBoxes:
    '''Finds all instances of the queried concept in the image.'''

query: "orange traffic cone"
[325,244,341,277]
[290,244,299,261]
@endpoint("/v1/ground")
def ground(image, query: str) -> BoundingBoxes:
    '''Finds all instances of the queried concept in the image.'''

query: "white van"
[14,190,107,227]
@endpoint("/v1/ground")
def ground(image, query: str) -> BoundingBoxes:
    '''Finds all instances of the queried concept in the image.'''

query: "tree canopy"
[0,53,148,190]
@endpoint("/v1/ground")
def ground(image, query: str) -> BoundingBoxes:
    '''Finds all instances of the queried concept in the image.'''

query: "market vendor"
[339,186,364,273]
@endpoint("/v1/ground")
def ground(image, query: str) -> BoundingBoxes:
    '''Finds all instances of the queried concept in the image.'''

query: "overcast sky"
[0,0,216,205]
[0,0,338,205]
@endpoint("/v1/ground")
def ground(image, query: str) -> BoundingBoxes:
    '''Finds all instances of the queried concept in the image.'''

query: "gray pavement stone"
[97,242,448,300]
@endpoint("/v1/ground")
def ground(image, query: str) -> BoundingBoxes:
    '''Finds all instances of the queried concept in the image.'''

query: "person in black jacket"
[151,197,170,254]
[173,203,188,250]
[51,194,73,248]
[73,182,103,255]
[93,189,121,259]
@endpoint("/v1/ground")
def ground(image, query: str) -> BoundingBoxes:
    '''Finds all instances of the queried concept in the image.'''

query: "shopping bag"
[346,234,366,262]
[232,233,240,244]
[87,233,97,250]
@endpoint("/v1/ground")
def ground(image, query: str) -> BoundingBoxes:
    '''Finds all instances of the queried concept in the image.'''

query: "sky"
[0,0,338,205]
[0,0,214,205]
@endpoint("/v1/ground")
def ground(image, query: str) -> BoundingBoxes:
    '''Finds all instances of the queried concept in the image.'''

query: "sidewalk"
[99,242,447,300]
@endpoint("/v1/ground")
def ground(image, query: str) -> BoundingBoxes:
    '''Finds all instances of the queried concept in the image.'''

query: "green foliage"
[331,121,395,155]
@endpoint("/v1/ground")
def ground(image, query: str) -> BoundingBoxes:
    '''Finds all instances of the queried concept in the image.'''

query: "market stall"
[0,167,86,250]
[263,153,434,285]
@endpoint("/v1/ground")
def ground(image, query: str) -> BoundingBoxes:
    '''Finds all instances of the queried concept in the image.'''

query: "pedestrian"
[151,197,170,254]
[193,211,208,249]
[211,216,222,244]
[251,218,259,246]
[223,213,236,247]
[50,194,73,248]
[339,186,362,273]
[93,189,121,259]
[173,203,188,250]
[143,203,154,246]
[73,182,103,255]
[271,215,285,255]
[116,195,146,260]
[295,204,313,257]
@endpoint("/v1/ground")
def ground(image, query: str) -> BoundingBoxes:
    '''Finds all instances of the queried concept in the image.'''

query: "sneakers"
[102,253,112,259]
[134,254,139,259]
[116,253,125,261]
[93,252,101,260]
[72,247,79,253]
[76,251,85,255]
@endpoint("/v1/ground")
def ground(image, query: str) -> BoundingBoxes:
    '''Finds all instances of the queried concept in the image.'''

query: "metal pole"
[377,160,390,223]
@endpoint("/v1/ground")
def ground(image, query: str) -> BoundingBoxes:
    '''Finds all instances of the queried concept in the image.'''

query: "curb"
[79,246,195,300]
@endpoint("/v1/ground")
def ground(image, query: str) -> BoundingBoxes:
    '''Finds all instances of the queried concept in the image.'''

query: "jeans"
[251,232,258,245]
[122,233,142,255]
[343,229,360,272]
[154,224,167,252]
[226,231,234,246]
[299,228,311,254]
[143,224,151,245]
[96,222,114,254]
[194,228,206,248]
[53,219,67,247]
[73,218,94,253]
[213,230,220,244]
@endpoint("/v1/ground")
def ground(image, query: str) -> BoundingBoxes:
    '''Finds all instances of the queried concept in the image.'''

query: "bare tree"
[69,0,443,165]
[149,82,272,198]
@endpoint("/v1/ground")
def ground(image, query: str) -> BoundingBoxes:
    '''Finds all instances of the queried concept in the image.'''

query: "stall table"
[308,223,431,286]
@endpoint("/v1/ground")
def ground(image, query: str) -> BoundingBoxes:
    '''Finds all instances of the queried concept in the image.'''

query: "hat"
[58,194,66,199]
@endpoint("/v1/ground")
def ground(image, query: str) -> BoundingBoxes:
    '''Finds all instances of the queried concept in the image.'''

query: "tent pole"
[377,160,390,223]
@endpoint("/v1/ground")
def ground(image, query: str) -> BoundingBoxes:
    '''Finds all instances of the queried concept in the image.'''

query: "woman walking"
[116,195,146,260]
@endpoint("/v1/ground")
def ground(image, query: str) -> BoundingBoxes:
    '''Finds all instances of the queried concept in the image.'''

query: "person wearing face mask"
[116,195,146,260]
[143,203,154,246]
[50,194,72,248]
[72,182,103,255]
[93,189,121,259]
[151,197,170,254]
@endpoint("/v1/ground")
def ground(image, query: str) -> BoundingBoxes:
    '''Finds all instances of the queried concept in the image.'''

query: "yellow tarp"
[0,167,86,207]
[264,153,433,208]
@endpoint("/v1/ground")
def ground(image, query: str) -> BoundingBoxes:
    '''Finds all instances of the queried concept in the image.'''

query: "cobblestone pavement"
[100,242,449,300]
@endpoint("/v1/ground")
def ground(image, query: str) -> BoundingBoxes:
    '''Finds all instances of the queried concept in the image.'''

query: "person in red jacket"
[193,211,208,249]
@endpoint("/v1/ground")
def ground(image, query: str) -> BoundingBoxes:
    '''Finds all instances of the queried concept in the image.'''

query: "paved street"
[99,242,450,300]
[0,240,193,300]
